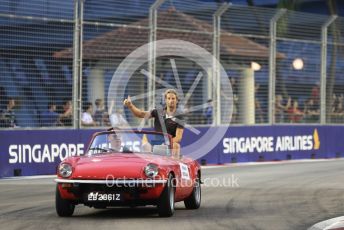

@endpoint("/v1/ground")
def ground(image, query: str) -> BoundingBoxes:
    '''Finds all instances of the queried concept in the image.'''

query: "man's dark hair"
[47,101,56,109]
[63,98,71,105]
[95,98,103,107]
[83,102,92,112]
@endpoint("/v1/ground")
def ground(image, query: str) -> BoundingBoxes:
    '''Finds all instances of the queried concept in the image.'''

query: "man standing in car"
[123,89,184,157]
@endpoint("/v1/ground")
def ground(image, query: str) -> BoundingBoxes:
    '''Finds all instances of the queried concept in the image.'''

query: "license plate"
[86,192,122,202]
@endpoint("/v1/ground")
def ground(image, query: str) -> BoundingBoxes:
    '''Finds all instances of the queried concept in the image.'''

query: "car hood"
[69,153,175,179]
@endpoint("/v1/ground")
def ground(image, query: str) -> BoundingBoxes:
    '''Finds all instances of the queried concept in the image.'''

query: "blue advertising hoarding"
[0,125,343,178]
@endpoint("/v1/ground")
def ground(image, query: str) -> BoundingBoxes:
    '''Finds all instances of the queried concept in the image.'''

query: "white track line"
[1,175,56,181]
[308,216,344,230]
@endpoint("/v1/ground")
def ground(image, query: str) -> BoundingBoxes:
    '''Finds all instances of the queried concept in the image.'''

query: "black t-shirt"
[150,108,184,137]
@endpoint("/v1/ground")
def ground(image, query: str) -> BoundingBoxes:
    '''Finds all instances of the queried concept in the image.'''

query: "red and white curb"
[309,217,344,230]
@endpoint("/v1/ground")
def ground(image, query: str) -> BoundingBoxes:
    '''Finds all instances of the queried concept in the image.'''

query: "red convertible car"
[55,130,201,217]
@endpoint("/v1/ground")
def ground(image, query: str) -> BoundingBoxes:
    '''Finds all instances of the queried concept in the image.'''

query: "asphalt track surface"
[1,159,344,230]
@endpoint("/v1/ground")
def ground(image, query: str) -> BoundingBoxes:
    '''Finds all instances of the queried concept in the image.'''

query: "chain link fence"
[0,0,344,129]
[0,0,74,128]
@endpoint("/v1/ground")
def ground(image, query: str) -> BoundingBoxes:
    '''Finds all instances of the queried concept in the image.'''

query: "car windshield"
[87,131,171,156]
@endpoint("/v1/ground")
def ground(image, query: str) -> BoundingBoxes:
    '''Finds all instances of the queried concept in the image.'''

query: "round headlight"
[59,163,73,178]
[144,163,159,178]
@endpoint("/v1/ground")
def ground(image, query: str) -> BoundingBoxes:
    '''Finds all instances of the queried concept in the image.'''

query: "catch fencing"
[0,0,343,129]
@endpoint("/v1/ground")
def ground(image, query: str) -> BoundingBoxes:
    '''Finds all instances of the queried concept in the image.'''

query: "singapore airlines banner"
[0,129,96,178]
[181,125,343,164]
[0,126,343,177]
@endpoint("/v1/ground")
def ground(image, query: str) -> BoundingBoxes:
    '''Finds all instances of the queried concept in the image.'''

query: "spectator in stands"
[228,77,239,124]
[331,94,337,113]
[332,94,344,122]
[82,102,96,126]
[108,99,126,127]
[304,98,320,123]
[311,82,320,104]
[231,94,239,124]
[109,109,128,128]
[203,99,213,124]
[275,95,291,123]
[229,77,238,94]
[41,102,61,127]
[0,98,17,127]
[94,98,106,126]
[335,101,344,114]
[0,86,7,109]
[287,99,304,123]
[255,84,264,123]
[59,98,73,126]
[255,99,264,123]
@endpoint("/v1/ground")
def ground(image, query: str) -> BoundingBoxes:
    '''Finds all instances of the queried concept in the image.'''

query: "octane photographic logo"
[104,175,240,188]
[107,39,233,162]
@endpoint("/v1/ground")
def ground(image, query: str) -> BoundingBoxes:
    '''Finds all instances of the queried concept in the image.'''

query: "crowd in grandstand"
[1,87,344,128]
[275,95,319,123]
[274,92,344,123]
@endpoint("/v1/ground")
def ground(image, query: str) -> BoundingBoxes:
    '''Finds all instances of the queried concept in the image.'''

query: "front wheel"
[157,174,175,217]
[184,174,201,209]
[55,185,75,217]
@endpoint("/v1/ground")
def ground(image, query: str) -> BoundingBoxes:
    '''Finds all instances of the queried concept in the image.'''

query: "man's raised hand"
[123,96,132,108]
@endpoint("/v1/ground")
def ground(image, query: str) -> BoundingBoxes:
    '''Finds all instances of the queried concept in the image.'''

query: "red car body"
[55,130,201,217]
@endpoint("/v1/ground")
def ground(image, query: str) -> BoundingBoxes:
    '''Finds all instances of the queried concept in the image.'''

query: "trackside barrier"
[0,126,343,178]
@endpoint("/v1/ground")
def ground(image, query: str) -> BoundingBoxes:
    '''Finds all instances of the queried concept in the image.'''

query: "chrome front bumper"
[55,178,167,184]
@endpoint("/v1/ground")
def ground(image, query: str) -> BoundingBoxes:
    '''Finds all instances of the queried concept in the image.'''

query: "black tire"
[157,174,175,217]
[55,185,75,217]
[184,174,201,209]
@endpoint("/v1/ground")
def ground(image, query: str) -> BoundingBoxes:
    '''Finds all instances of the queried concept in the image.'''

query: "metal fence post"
[268,9,286,125]
[320,15,337,124]
[148,0,165,119]
[213,3,230,126]
[72,0,80,129]
[78,0,84,129]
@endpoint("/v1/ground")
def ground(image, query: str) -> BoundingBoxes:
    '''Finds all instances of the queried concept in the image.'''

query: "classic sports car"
[55,129,201,217]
